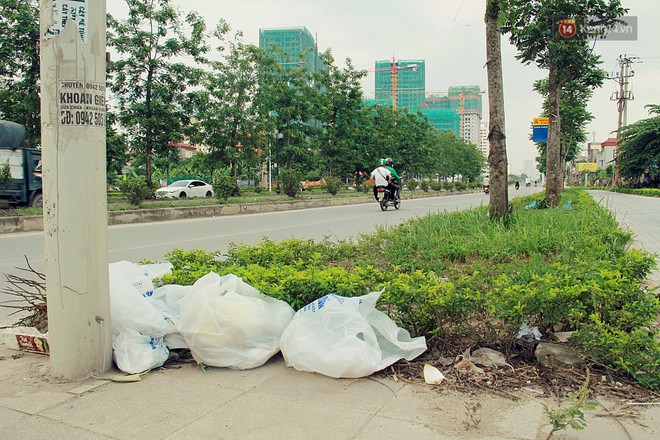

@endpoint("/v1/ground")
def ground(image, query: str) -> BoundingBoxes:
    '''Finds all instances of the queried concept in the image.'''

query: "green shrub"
[1,160,13,191]
[253,186,263,193]
[212,173,240,200]
[406,179,419,191]
[430,181,443,191]
[419,180,430,192]
[455,181,467,191]
[325,176,343,195]
[119,176,153,206]
[280,169,303,198]
[305,170,322,181]
[611,187,660,197]
[571,321,660,391]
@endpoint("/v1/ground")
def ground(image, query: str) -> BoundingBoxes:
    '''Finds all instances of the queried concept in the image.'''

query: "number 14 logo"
[559,18,577,38]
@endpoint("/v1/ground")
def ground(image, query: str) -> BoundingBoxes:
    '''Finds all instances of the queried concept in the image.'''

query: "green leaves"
[118,176,154,206]
[107,0,211,187]
[0,0,41,147]
[0,160,12,191]
[503,1,626,205]
[617,105,660,180]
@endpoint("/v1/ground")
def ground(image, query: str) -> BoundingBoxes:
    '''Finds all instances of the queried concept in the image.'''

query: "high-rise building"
[425,86,483,146]
[480,122,489,159]
[462,113,481,147]
[258,27,322,74]
[420,108,460,135]
[374,59,425,112]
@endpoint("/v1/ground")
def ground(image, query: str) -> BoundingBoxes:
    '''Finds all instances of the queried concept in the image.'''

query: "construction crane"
[426,89,485,139]
[371,57,418,109]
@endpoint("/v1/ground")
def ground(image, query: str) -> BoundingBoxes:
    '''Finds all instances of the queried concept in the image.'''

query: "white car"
[155,179,214,199]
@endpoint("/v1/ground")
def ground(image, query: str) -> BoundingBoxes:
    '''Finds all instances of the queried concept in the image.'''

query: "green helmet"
[378,158,387,166]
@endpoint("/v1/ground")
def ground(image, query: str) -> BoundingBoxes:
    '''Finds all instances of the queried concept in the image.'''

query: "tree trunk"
[485,0,509,220]
[145,65,154,188]
[546,63,562,207]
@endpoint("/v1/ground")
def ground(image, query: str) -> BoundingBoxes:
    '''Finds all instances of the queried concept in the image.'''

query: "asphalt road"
[0,186,540,326]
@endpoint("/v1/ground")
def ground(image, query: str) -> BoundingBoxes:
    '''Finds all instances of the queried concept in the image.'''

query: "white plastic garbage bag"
[279,291,427,378]
[112,328,169,374]
[110,260,173,297]
[109,261,175,337]
[176,273,295,370]
[149,283,193,349]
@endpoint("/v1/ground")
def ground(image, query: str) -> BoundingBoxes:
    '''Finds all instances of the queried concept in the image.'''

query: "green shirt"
[385,166,400,180]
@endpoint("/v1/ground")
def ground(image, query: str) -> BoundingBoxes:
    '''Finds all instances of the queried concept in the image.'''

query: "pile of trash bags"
[109,261,427,379]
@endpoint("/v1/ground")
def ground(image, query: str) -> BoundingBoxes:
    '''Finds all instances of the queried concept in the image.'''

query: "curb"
[0,195,375,234]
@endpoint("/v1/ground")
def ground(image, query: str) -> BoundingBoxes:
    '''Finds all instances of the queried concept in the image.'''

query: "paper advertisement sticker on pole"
[44,0,89,44]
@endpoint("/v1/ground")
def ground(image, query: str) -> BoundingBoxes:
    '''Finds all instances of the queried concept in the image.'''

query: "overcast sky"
[107,0,660,175]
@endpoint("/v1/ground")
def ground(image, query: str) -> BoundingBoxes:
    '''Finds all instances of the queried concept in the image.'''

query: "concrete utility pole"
[608,54,636,186]
[40,0,112,379]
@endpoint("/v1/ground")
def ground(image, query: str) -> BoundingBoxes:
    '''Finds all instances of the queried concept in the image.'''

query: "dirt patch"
[384,350,660,405]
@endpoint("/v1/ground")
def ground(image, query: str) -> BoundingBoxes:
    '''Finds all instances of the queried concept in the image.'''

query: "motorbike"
[375,185,400,211]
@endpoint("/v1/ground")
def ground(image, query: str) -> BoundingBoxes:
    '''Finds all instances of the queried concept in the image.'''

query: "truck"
[0,120,42,208]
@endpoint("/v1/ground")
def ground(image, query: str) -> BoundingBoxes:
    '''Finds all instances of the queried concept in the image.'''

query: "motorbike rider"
[370,159,392,201]
[515,180,520,190]
[483,175,490,193]
[384,158,401,199]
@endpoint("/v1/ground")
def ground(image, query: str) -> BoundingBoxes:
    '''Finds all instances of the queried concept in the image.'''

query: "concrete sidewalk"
[1,343,659,440]
[1,191,658,440]
[588,190,660,286]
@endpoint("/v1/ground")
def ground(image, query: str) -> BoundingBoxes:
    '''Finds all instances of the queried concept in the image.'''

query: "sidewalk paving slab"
[2,343,659,440]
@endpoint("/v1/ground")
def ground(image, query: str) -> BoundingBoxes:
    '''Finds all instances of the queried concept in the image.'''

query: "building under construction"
[258,27,324,74]
[424,86,484,147]
[374,59,426,112]
[371,60,483,147]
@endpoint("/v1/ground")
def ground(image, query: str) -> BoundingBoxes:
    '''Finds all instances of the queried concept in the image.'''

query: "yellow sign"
[577,162,598,172]
[533,117,549,126]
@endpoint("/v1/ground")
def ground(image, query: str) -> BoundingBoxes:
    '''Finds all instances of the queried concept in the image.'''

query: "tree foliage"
[190,21,269,180]
[107,0,210,187]
[503,0,626,206]
[264,58,317,173]
[617,105,660,180]
[313,50,367,178]
[0,0,41,147]
[533,77,598,174]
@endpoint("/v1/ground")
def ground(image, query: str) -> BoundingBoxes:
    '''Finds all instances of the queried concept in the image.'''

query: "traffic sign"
[577,163,598,172]
[533,126,548,142]
[558,18,577,38]
[533,117,549,126]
